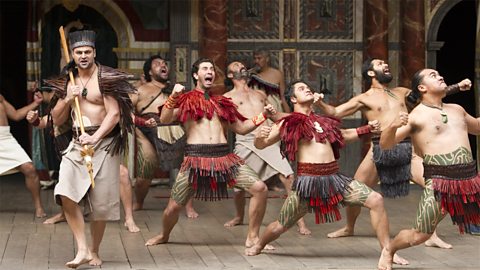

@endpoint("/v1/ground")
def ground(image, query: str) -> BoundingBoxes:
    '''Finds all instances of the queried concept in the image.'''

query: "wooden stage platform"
[1,173,479,269]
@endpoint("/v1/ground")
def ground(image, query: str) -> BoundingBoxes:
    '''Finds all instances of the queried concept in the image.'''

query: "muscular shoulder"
[0,94,4,102]
[444,103,465,113]
[391,87,410,96]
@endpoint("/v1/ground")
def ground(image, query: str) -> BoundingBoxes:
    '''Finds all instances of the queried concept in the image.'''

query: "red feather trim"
[177,90,247,123]
[432,173,480,233]
[180,153,245,201]
[278,112,345,161]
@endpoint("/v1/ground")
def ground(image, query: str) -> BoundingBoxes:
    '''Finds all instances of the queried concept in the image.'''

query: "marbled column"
[400,0,425,88]
[199,0,227,94]
[364,0,388,60]
[363,0,388,158]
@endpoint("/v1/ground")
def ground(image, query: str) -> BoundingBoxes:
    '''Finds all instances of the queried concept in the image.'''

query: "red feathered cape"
[175,89,247,123]
[278,112,345,161]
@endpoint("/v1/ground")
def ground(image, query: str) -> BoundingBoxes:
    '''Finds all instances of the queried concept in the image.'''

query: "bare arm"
[314,94,365,118]
[51,84,77,126]
[341,120,380,142]
[160,84,183,124]
[229,104,276,135]
[26,110,48,129]
[278,72,291,113]
[379,112,411,149]
[465,111,480,135]
[254,122,281,149]
[3,92,42,121]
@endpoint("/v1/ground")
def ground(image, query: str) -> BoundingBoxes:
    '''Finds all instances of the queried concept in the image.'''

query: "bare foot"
[297,220,311,235]
[185,208,199,219]
[35,208,46,218]
[377,247,393,270]
[224,217,243,227]
[43,213,66,224]
[133,202,143,211]
[245,245,263,256]
[124,219,140,233]
[425,233,453,249]
[65,250,92,269]
[89,252,102,266]
[145,234,169,246]
[245,238,275,250]
[327,226,353,238]
[393,253,409,265]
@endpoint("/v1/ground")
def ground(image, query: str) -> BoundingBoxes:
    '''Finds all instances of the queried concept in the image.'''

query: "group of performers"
[0,30,479,270]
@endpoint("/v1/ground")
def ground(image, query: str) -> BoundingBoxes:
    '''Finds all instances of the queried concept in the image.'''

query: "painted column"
[199,0,227,94]
[364,0,388,60]
[400,0,425,87]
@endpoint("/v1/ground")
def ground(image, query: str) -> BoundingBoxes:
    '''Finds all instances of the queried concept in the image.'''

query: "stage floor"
[1,173,479,270]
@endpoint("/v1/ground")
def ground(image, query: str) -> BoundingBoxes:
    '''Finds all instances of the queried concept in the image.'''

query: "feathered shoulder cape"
[43,63,136,155]
[176,89,247,123]
[278,112,345,161]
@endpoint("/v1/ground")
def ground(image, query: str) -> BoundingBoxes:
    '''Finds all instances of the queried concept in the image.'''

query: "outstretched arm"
[341,120,380,142]
[465,111,480,135]
[26,110,48,129]
[3,92,42,121]
[314,94,365,118]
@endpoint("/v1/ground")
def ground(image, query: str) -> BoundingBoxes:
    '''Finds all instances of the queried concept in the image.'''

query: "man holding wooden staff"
[47,29,135,268]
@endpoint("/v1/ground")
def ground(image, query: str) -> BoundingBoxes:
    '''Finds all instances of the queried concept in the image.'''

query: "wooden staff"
[59,26,95,188]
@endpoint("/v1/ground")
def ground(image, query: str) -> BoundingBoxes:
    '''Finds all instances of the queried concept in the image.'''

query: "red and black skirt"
[180,143,244,201]
[424,161,480,233]
[295,161,352,224]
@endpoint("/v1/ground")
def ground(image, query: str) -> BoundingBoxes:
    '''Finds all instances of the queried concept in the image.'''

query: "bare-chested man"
[132,55,197,218]
[26,88,140,232]
[223,61,310,235]
[377,68,480,270]
[145,58,273,248]
[249,48,290,113]
[48,30,135,268]
[317,58,470,251]
[245,80,388,262]
[0,90,45,217]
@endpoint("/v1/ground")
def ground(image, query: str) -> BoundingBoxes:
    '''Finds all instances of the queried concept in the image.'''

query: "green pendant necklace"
[384,88,398,100]
[421,102,448,123]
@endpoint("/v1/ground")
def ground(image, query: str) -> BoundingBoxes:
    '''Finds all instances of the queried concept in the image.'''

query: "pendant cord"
[78,66,97,97]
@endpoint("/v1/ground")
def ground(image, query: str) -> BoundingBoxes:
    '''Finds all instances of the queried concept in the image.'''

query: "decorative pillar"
[364,0,388,61]
[400,0,425,87]
[362,0,388,158]
[199,0,227,94]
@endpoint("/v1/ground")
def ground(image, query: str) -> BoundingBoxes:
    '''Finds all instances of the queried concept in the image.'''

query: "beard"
[374,69,393,84]
[152,73,169,83]
[232,69,249,80]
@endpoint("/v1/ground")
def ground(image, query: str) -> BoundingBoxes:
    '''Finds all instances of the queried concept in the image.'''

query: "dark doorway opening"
[436,0,478,159]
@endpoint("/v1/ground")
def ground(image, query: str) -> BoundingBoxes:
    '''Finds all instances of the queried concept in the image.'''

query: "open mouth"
[160,67,168,74]
[383,68,390,74]
[204,76,213,84]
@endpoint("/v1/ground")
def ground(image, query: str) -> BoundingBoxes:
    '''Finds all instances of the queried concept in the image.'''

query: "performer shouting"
[145,58,274,249]
[131,55,196,218]
[47,30,135,268]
